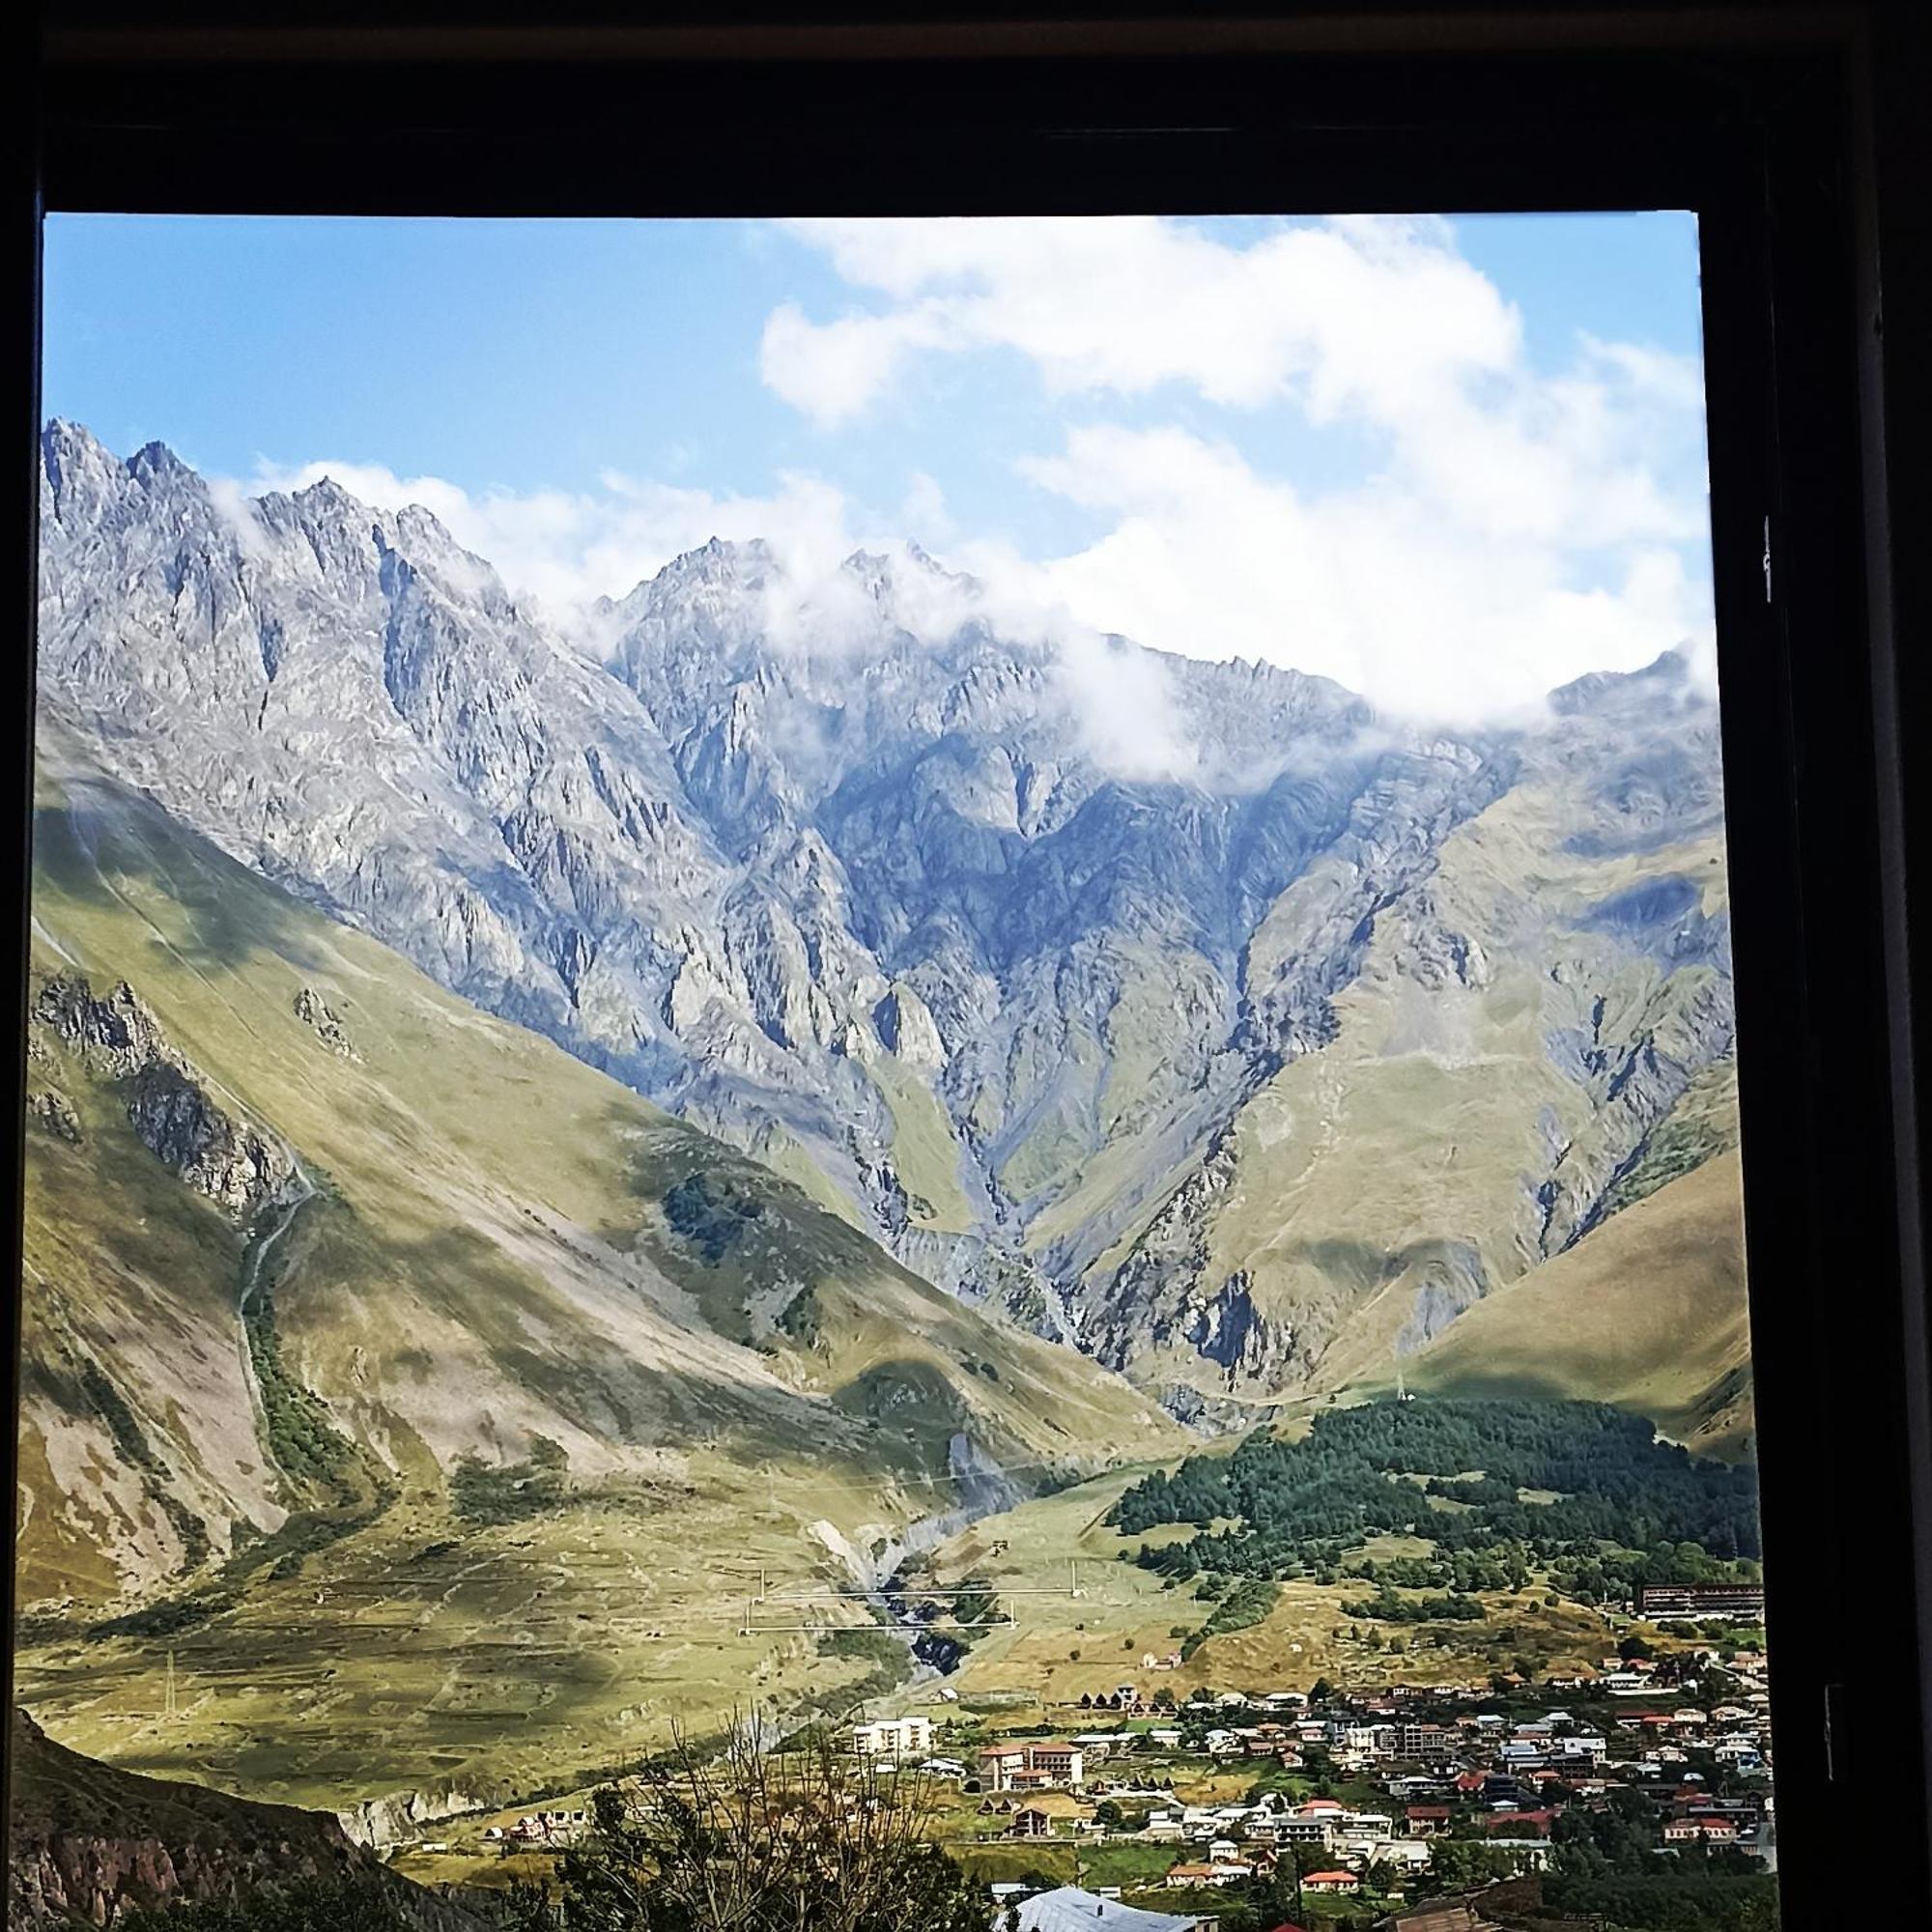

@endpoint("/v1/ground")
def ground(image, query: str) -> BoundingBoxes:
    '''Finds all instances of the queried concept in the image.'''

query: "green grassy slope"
[1377,1151,1753,1456]
[1075,758,1740,1410]
[875,1454,1633,1728]
[16,733,1182,1809]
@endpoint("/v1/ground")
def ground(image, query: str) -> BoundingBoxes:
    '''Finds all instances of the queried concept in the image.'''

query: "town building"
[978,1740,1084,1791]
[1013,1887,1216,1932]
[1636,1582,1766,1621]
[1164,1863,1247,1889]
[850,1715,932,1758]
[1299,1871,1361,1895]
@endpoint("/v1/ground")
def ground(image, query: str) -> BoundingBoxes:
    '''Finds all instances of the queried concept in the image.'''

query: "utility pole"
[164,1648,176,1720]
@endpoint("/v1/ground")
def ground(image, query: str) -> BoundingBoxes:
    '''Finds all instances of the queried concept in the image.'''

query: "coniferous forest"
[1113,1399,1762,1611]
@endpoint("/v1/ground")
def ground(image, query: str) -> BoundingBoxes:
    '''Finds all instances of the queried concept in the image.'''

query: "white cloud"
[1049,628,1199,782]
[242,215,1713,728]
[204,473,272,560]
[760,301,952,429]
[761,213,1714,719]
[997,422,1712,724]
[897,469,954,549]
[763,214,1523,422]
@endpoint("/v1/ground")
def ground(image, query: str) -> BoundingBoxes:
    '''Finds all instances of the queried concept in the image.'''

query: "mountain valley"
[35,423,1747,1431]
[16,421,1754,1828]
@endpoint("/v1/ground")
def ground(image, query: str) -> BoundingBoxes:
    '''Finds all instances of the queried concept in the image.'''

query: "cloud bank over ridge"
[240,214,1715,725]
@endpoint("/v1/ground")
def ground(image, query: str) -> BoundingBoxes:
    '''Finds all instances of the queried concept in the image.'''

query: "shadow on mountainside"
[33,780,332,979]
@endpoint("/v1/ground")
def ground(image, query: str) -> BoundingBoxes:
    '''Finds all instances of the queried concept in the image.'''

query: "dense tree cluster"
[1540,1789,1780,1930]
[1357,1546,1530,1589]
[1112,1400,1760,1607]
[1338,1584,1487,1623]
[244,1291,358,1493]
[450,1435,571,1526]
[1180,1577,1279,1658]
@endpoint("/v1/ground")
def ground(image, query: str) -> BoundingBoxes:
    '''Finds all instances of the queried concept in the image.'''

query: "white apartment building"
[851,1715,933,1758]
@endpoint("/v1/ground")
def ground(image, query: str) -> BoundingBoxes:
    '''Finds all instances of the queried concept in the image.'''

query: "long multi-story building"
[850,1715,932,1758]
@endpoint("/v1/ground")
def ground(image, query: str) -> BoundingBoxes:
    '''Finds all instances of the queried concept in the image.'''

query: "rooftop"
[1012,1886,1210,1932]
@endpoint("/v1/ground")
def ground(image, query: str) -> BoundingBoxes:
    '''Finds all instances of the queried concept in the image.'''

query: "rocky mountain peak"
[640,533,778,600]
[1549,641,1697,717]
[127,439,195,488]
[40,418,141,526]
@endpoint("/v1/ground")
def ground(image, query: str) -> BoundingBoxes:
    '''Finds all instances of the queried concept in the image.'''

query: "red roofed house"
[1166,1863,1246,1889]
[1478,1809,1557,1837]
[1301,1871,1360,1895]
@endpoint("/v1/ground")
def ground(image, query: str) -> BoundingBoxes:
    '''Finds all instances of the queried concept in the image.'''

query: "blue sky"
[43,212,1713,721]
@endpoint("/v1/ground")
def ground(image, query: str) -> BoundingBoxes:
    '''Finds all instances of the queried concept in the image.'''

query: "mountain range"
[36,418,1743,1424]
[16,418,1752,1807]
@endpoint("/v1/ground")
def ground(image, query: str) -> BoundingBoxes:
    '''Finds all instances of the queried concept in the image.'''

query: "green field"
[871,1461,1634,1728]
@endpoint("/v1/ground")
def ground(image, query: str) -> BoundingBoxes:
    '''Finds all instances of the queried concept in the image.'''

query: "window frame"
[8,14,1928,1924]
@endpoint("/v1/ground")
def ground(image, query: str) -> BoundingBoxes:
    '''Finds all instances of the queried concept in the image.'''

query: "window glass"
[16,212,1771,1932]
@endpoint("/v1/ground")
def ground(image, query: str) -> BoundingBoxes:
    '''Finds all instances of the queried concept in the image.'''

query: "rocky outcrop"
[1535,966,1736,1258]
[873,983,946,1070]
[34,975,174,1080]
[126,1061,296,1220]
[294,986,358,1059]
[7,1709,485,1931]
[1391,1243,1492,1357]
[336,1787,485,1853]
[33,974,295,1222]
[27,1086,83,1144]
[1074,1130,1302,1390]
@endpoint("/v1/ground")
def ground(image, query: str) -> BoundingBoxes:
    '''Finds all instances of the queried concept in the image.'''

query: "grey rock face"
[1391,1244,1492,1358]
[38,423,1738,1400]
[33,973,295,1222]
[126,1062,296,1221]
[34,975,174,1082]
[26,1088,83,1144]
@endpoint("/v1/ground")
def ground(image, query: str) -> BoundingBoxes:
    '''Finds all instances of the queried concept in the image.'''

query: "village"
[450,1631,1774,1931]
[834,1640,1776,1930]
